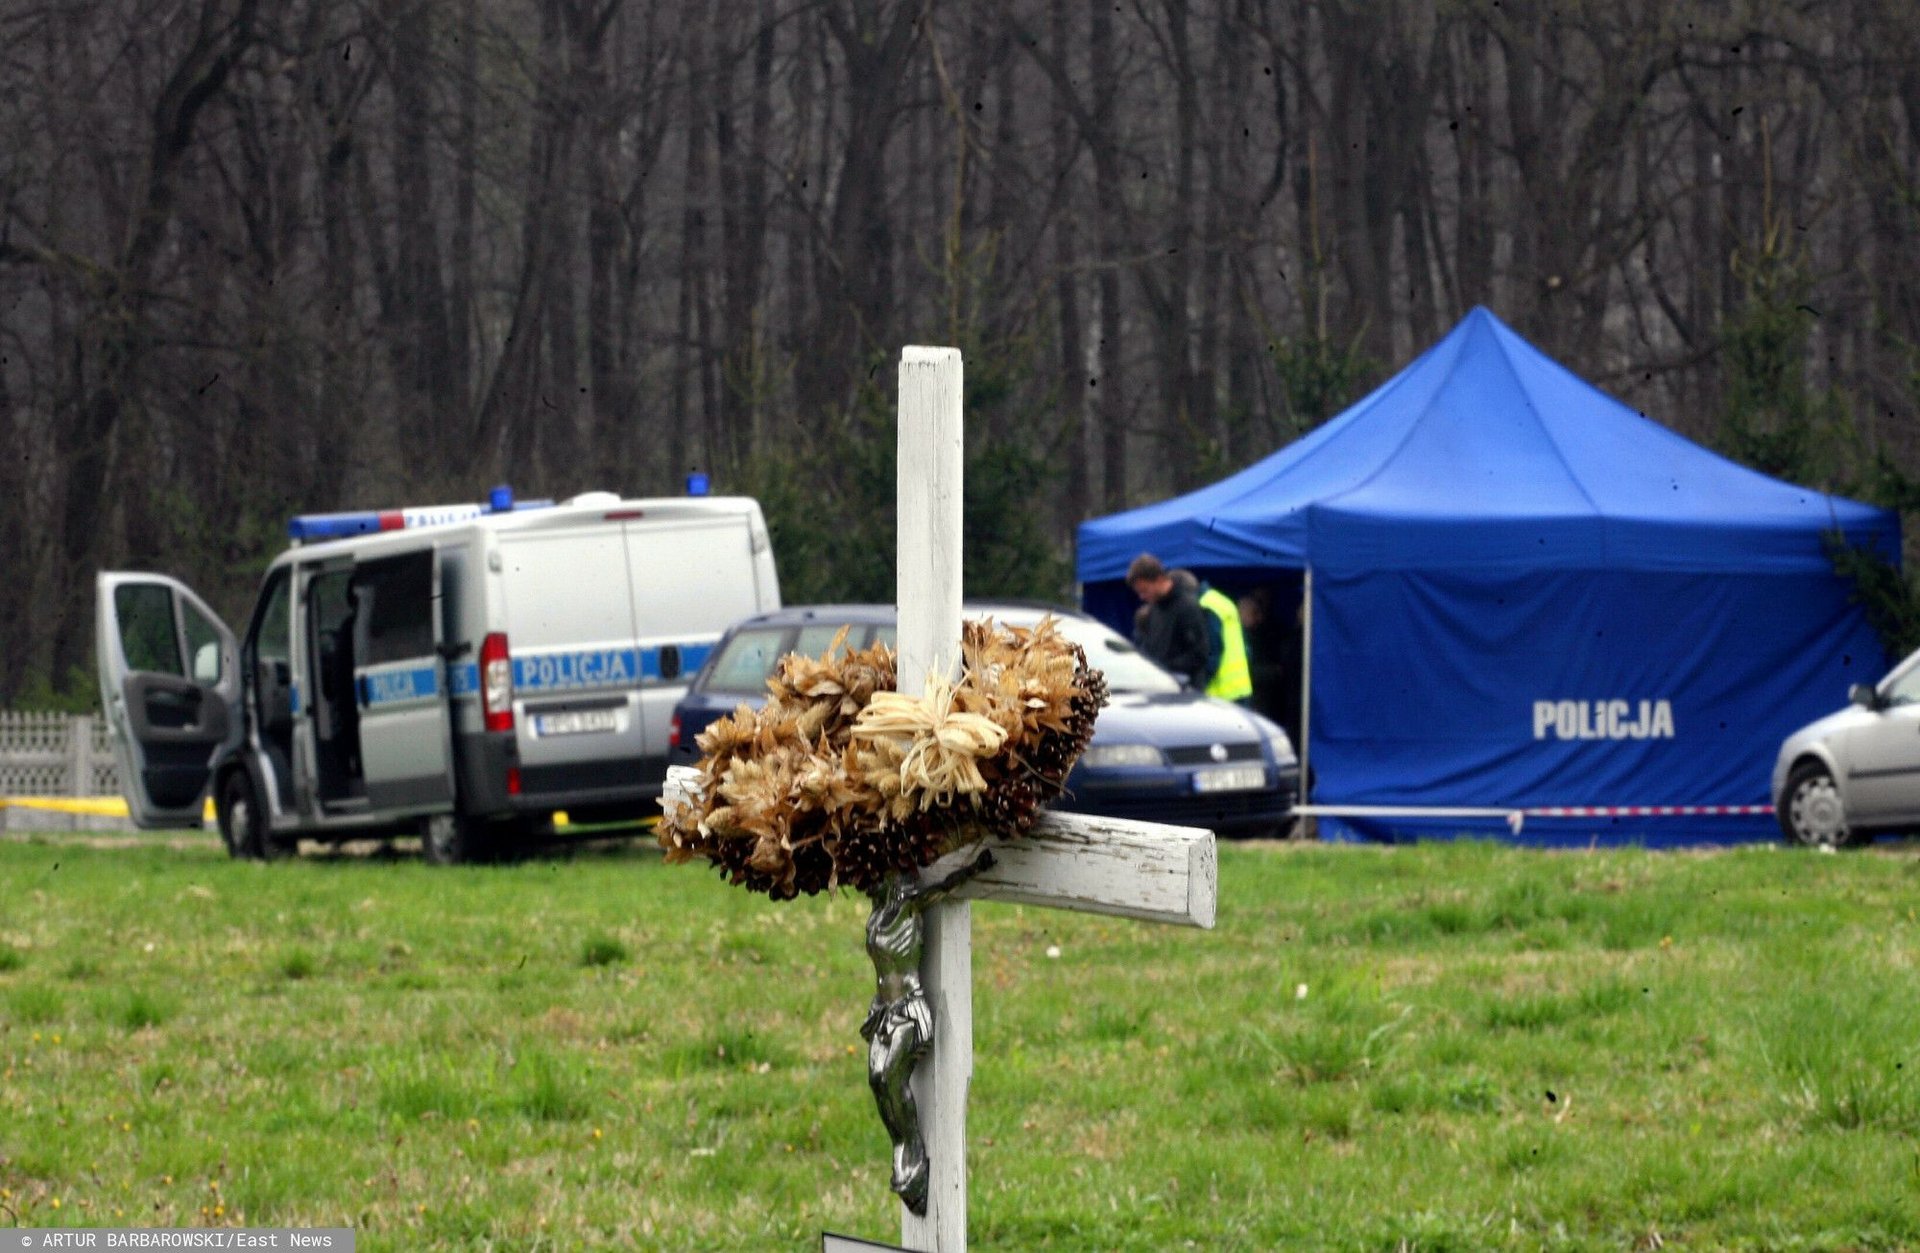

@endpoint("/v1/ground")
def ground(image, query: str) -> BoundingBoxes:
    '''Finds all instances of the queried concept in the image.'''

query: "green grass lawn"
[2,831,1918,1250]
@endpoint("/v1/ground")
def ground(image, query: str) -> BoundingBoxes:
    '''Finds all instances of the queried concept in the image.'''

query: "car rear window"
[704,621,882,694]
[997,613,1181,694]
[794,624,855,659]
[705,627,792,693]
[1061,624,1180,694]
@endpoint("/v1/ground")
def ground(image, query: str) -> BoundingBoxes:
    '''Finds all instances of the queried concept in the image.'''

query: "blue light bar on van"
[288,497,555,543]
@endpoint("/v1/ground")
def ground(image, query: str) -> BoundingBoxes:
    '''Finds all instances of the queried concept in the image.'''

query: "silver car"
[1773,648,1920,847]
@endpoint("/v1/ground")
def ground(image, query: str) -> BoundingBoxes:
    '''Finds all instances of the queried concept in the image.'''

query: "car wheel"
[218,770,265,860]
[1779,761,1854,848]
[422,814,484,866]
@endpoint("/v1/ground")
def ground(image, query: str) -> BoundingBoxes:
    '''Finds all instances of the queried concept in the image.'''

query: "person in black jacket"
[1126,553,1215,686]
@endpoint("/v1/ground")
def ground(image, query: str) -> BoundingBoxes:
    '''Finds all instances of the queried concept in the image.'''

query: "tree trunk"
[449,0,478,440]
[388,0,456,470]
[796,2,921,418]
[48,0,260,683]
[1090,0,1126,509]
[1051,0,1089,525]
[671,10,711,485]
[475,2,574,480]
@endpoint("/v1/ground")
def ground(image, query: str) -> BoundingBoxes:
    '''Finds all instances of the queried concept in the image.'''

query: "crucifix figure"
[666,346,1217,1252]
[862,851,995,1214]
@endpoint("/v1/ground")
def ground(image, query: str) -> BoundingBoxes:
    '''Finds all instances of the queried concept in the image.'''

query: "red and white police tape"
[1523,804,1773,819]
[1293,802,1775,835]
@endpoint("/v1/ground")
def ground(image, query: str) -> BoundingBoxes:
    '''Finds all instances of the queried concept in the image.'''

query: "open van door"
[94,573,239,829]
[349,549,456,811]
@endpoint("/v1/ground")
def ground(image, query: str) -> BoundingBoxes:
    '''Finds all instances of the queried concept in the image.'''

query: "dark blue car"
[669,603,1299,838]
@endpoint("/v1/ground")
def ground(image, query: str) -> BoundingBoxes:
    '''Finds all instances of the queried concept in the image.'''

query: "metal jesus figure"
[861,849,996,1215]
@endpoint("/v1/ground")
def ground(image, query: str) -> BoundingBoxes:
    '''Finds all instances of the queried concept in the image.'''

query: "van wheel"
[1780,761,1854,848]
[218,770,265,860]
[423,814,484,866]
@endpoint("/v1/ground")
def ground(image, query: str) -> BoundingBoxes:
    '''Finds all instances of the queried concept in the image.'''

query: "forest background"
[3,0,1919,710]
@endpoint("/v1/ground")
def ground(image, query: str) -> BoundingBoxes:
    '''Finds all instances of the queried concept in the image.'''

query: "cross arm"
[924,811,1215,929]
[662,766,1217,930]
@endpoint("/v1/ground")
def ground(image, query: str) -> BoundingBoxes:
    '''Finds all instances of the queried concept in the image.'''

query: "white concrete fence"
[0,712,128,830]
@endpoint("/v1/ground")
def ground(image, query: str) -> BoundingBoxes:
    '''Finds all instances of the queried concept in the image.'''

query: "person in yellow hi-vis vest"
[1195,581,1254,705]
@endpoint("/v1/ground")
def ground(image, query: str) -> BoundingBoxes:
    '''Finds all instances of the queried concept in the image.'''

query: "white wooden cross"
[668,346,1217,1253]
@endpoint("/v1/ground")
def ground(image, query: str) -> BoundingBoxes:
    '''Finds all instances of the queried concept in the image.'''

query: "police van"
[94,489,781,863]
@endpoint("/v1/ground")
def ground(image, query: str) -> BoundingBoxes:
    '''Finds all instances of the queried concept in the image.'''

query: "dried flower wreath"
[659,616,1109,898]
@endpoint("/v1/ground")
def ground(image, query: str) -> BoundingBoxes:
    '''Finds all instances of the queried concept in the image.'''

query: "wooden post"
[69,714,95,830]
[895,346,968,1252]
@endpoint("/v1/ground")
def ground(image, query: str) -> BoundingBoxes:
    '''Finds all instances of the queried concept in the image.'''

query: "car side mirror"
[1850,683,1881,710]
[193,642,221,684]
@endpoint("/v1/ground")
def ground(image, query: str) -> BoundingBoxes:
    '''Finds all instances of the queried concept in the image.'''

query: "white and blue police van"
[94,487,781,862]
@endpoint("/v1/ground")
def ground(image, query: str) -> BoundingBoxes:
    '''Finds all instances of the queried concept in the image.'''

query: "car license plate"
[534,709,620,737]
[1192,764,1266,793]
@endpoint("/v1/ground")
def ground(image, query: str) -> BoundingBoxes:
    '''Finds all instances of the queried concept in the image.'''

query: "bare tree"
[4,0,1920,702]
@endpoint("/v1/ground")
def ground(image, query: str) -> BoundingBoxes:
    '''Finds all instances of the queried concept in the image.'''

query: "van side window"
[254,573,291,666]
[114,585,184,675]
[354,551,436,665]
[181,599,224,685]
[248,571,295,735]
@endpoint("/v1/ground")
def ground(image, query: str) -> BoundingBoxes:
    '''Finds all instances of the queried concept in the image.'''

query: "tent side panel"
[1308,567,1889,843]
[1082,579,1140,639]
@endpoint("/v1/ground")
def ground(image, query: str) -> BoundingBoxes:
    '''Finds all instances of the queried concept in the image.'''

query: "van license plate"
[1192,764,1265,793]
[534,709,619,737]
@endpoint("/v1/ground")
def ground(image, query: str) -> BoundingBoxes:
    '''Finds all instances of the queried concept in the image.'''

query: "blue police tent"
[1077,307,1899,845]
